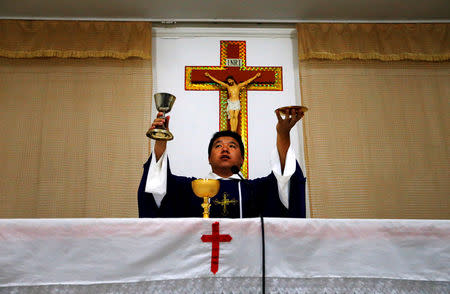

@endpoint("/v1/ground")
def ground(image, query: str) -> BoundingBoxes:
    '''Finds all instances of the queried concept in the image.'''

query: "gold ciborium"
[192,179,220,218]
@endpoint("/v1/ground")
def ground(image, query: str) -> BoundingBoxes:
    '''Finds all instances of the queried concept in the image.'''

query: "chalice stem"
[202,198,211,218]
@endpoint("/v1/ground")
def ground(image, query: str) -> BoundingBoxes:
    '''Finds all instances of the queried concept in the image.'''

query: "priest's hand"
[149,112,170,131]
[275,108,304,173]
[148,112,170,161]
[275,108,304,136]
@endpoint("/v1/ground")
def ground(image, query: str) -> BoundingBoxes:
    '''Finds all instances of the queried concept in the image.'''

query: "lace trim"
[269,277,449,294]
[1,277,448,294]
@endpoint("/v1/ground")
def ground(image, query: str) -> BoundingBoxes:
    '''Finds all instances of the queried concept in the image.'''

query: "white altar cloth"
[0,218,449,294]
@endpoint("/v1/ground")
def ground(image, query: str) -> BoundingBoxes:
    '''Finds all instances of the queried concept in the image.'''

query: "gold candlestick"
[192,179,220,218]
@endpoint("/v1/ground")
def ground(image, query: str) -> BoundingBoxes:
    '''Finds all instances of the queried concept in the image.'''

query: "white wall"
[152,26,305,179]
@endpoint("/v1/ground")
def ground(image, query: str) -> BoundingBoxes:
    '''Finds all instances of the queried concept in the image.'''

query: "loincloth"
[226,99,240,119]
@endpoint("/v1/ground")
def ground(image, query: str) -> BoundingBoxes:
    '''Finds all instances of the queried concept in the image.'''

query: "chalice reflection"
[146,92,176,141]
[192,179,220,218]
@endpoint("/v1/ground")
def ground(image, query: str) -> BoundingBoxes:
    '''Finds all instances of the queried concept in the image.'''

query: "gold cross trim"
[214,193,238,216]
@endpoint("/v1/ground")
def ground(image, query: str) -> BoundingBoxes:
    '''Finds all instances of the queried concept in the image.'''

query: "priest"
[138,108,306,218]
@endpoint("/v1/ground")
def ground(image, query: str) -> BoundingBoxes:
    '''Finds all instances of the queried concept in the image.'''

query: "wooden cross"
[213,193,238,216]
[201,221,232,274]
[185,40,282,178]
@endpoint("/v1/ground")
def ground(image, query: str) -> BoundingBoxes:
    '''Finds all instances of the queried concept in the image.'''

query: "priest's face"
[209,136,244,177]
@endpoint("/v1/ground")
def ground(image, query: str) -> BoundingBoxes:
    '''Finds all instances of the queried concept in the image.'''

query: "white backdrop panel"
[152,27,304,179]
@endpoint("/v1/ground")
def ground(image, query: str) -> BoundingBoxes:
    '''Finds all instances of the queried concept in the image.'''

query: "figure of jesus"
[205,72,261,132]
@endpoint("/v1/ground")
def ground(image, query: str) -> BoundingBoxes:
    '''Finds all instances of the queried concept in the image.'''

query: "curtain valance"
[0,20,151,59]
[297,23,449,61]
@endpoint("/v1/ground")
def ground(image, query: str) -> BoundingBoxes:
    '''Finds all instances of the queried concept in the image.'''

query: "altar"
[0,218,449,293]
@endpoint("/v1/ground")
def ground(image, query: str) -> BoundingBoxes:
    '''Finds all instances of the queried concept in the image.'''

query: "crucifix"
[185,40,283,178]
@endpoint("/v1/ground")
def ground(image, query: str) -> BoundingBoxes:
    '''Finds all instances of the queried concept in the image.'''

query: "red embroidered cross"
[201,221,232,274]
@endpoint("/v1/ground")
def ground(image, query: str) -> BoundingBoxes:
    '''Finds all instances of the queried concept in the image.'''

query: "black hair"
[208,130,245,159]
[225,76,236,82]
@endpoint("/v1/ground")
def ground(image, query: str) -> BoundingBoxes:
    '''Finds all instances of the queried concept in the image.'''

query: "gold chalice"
[192,179,220,218]
[146,92,176,141]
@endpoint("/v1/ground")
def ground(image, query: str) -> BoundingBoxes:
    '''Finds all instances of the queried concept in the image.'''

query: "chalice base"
[147,128,174,141]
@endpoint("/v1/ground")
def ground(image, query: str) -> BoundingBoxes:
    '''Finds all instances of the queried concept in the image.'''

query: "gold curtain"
[0,20,151,59]
[298,23,450,219]
[0,21,152,218]
[297,23,449,61]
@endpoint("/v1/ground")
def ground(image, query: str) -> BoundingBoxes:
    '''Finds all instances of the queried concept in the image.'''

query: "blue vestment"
[138,155,306,218]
